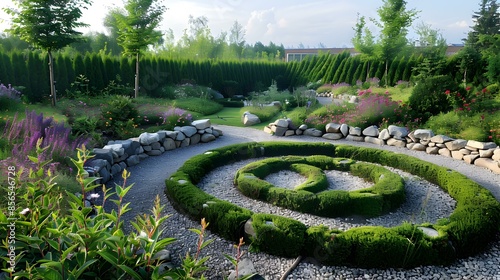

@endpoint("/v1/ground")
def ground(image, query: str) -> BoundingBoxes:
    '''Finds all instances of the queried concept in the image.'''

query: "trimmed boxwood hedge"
[165,141,500,268]
[234,155,405,217]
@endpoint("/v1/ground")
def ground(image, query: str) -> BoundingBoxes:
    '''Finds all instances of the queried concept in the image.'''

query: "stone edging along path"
[83,119,221,183]
[265,119,500,175]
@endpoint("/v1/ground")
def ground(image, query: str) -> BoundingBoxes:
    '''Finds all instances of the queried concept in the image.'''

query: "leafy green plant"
[223,237,256,280]
[65,74,91,98]
[100,95,139,139]
[0,144,176,279]
[165,218,213,280]
[407,75,457,122]
[70,116,103,146]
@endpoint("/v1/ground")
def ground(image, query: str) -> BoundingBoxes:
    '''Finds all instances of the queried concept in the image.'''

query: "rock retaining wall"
[264,119,500,174]
[84,119,223,184]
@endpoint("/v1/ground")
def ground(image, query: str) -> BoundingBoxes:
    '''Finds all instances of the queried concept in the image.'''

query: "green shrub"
[235,156,403,218]
[100,95,139,139]
[165,171,215,218]
[304,226,349,265]
[0,145,176,279]
[407,75,458,122]
[457,126,489,141]
[315,190,351,217]
[425,112,461,136]
[486,83,499,95]
[215,98,245,108]
[290,163,328,193]
[201,200,253,242]
[165,142,500,268]
[249,213,307,257]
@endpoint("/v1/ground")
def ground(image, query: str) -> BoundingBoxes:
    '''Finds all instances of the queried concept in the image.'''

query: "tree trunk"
[463,68,467,88]
[366,61,370,81]
[134,52,140,98]
[385,60,388,87]
[48,51,57,106]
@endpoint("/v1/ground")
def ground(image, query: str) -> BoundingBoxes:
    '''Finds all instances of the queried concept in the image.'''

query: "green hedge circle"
[234,156,405,217]
[165,141,500,268]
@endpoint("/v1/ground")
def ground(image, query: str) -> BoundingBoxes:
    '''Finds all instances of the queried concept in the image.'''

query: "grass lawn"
[1,101,68,123]
[202,107,281,130]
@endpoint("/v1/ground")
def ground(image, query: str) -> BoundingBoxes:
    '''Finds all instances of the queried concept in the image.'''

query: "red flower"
[466,86,471,91]
[445,90,451,95]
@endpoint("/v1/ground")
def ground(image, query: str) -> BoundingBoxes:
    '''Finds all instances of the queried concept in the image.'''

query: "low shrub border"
[234,156,405,217]
[165,141,500,268]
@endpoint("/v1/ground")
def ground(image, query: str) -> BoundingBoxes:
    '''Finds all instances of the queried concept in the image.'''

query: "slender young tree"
[4,0,91,106]
[112,0,166,98]
[352,14,376,80]
[374,0,418,86]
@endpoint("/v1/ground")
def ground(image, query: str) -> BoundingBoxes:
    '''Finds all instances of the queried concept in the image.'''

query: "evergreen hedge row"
[0,50,466,103]
[165,141,500,268]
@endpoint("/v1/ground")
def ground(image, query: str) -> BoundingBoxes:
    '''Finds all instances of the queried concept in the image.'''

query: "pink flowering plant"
[160,106,193,130]
[305,89,400,131]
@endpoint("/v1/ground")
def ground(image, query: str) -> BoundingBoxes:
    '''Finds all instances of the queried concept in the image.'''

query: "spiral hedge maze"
[164,142,500,268]
[234,156,405,218]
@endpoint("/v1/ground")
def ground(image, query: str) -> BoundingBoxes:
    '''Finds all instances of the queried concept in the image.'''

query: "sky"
[0,0,481,48]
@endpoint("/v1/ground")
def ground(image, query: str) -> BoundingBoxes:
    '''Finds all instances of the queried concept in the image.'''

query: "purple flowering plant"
[0,83,22,101]
[160,106,193,130]
[1,110,89,173]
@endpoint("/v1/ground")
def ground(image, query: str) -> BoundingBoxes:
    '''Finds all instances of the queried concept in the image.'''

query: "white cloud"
[449,20,469,29]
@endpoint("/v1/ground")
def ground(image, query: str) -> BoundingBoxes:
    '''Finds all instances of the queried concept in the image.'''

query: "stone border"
[264,120,500,174]
[83,119,222,184]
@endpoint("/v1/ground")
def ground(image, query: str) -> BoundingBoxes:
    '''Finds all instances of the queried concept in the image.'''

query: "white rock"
[413,129,434,140]
[362,125,379,137]
[139,132,160,145]
[325,123,341,133]
[191,119,211,130]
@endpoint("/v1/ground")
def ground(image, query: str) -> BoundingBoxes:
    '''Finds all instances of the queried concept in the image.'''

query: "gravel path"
[110,125,500,280]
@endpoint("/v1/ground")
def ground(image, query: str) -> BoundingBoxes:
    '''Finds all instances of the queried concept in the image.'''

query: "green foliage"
[239,106,280,123]
[215,98,245,108]
[407,75,458,122]
[100,95,139,139]
[425,110,499,143]
[165,141,500,268]
[174,97,223,116]
[234,156,404,218]
[201,201,253,242]
[112,0,166,97]
[70,116,103,146]
[249,213,307,257]
[0,145,177,279]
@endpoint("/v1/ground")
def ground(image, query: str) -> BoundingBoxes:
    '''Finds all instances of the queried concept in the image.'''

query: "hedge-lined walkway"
[111,125,500,278]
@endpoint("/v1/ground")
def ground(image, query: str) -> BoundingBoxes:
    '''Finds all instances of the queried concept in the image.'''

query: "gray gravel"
[110,125,500,280]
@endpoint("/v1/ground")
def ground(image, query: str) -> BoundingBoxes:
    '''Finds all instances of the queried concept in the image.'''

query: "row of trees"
[2,0,500,105]
[352,0,500,87]
[0,46,478,103]
[3,0,286,105]
[0,50,288,103]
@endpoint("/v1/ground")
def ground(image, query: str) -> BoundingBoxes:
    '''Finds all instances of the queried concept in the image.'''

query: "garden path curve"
[109,125,500,279]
